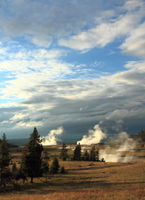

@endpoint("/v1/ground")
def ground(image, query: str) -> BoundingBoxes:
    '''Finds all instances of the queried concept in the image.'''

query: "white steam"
[99,132,136,162]
[77,123,136,162]
[41,127,63,146]
[77,124,106,145]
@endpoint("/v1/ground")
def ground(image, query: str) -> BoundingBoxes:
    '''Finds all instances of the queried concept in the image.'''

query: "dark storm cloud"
[0,0,144,140]
[4,63,144,140]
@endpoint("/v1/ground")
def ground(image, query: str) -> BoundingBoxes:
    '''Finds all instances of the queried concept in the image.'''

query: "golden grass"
[0,160,145,200]
[2,145,145,200]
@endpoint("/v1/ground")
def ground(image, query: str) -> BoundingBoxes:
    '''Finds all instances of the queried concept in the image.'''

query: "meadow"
[0,145,145,200]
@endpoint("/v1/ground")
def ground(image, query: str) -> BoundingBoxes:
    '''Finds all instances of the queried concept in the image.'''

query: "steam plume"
[77,124,106,145]
[41,127,63,146]
[99,132,136,162]
[77,123,136,162]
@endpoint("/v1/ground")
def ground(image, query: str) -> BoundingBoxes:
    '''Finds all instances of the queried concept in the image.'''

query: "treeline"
[137,130,145,143]
[1,127,145,190]
[60,143,104,162]
[131,130,145,146]
[0,127,105,190]
[0,128,66,190]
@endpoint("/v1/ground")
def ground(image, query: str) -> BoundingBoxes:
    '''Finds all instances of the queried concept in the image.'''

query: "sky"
[0,0,145,141]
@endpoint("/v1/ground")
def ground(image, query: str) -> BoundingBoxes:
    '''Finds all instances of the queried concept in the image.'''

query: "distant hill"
[0,139,18,148]
[8,142,18,148]
[8,138,29,146]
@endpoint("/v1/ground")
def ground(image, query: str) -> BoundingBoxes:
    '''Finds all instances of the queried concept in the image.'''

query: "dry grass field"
[0,145,145,200]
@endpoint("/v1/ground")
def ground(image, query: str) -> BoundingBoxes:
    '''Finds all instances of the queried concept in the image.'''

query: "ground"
[0,145,145,200]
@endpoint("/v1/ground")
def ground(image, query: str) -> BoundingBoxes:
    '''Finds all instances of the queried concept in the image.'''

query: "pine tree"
[96,149,100,161]
[0,133,11,187]
[50,157,60,174]
[42,149,49,161]
[11,162,18,176]
[20,147,29,182]
[138,130,145,142]
[41,149,49,181]
[24,127,43,183]
[89,145,96,161]
[41,160,49,181]
[11,162,19,183]
[82,150,89,161]
[60,143,68,161]
[20,146,28,178]
[60,166,66,174]
[73,143,81,161]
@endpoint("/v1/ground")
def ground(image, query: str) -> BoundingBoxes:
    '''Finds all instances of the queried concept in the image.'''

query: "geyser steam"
[99,132,136,162]
[41,127,63,146]
[77,124,106,145]
[77,123,136,162]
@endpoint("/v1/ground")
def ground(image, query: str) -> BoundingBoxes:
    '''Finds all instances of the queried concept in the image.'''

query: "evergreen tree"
[96,149,100,161]
[20,146,29,178]
[42,149,49,161]
[0,133,11,187]
[138,130,145,142]
[41,149,49,181]
[11,162,19,183]
[50,157,60,174]
[14,146,28,184]
[73,143,81,161]
[89,145,96,161]
[82,150,89,161]
[60,143,68,161]
[24,127,43,183]
[60,166,66,174]
[11,162,18,176]
[41,160,49,181]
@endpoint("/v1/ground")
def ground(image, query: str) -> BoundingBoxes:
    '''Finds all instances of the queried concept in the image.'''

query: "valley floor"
[0,160,145,200]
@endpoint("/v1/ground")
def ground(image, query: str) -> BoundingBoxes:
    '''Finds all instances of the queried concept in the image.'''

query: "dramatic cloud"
[1,59,145,139]
[0,0,145,141]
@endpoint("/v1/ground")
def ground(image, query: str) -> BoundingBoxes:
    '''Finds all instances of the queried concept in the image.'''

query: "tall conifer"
[24,127,43,183]
[73,143,81,161]
[0,133,10,187]
[89,145,96,161]
[60,143,68,161]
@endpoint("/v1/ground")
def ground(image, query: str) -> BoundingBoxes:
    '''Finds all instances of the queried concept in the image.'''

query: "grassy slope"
[0,160,145,200]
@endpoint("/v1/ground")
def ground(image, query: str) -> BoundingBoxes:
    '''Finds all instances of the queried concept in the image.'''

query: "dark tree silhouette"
[42,149,49,161]
[60,166,66,174]
[41,149,49,181]
[96,149,100,161]
[138,130,145,142]
[41,160,49,181]
[50,157,60,174]
[82,150,90,161]
[11,162,18,181]
[0,133,11,187]
[24,127,43,183]
[60,143,68,161]
[89,145,96,161]
[73,143,81,161]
